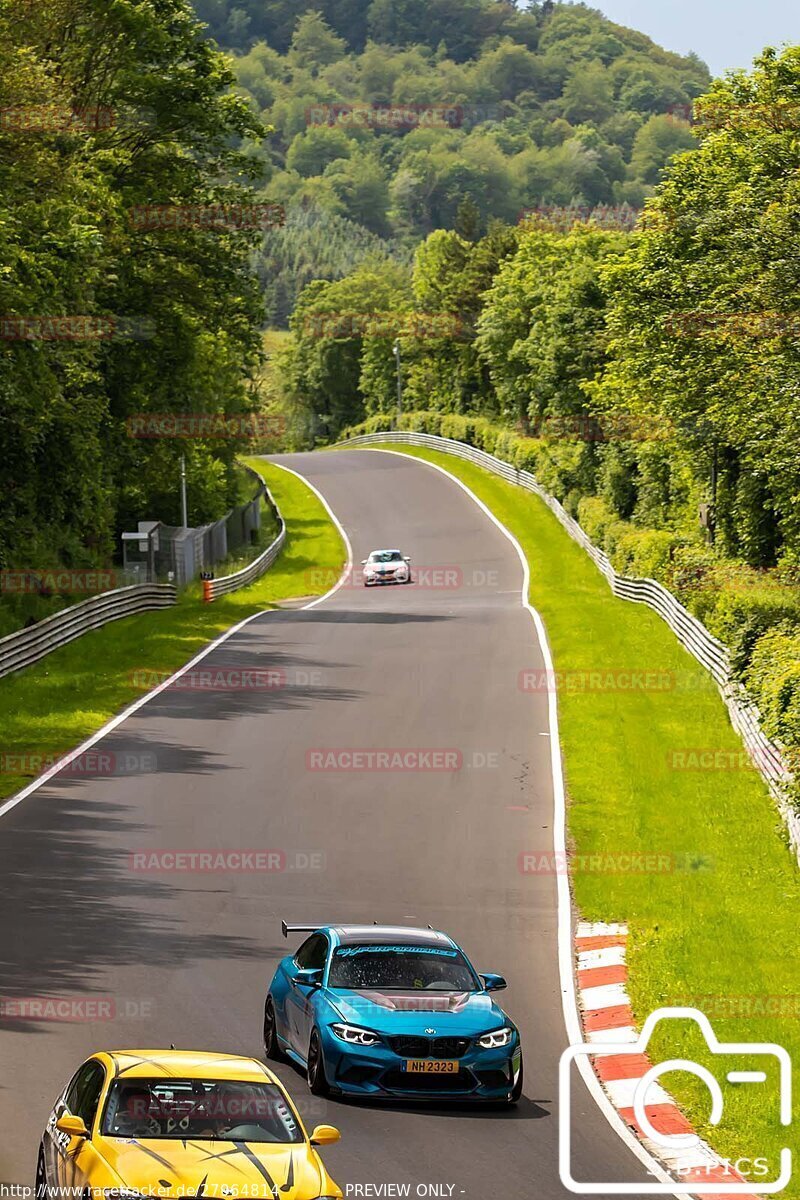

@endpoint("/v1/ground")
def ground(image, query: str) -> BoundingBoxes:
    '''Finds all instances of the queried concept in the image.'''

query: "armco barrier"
[0,584,176,680]
[339,431,800,859]
[0,472,286,673]
[203,479,286,601]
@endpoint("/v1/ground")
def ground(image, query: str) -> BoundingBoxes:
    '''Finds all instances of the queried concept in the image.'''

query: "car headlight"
[477,1026,514,1049]
[330,1022,382,1046]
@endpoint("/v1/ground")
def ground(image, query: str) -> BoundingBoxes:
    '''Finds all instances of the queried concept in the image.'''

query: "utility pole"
[392,340,403,425]
[180,454,188,528]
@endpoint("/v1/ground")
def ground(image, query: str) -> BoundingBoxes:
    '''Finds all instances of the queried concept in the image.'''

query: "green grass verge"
[0,458,345,803]
[363,443,799,1190]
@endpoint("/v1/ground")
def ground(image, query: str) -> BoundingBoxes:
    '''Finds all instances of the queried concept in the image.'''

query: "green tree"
[286,125,353,176]
[560,60,615,124]
[628,113,697,184]
[0,0,268,578]
[477,222,626,426]
[288,12,348,74]
[592,47,800,565]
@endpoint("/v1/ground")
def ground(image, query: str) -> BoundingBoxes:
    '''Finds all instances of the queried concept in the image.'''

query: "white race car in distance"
[361,549,411,586]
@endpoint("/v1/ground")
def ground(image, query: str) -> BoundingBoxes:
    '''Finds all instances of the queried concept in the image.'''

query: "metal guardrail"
[202,478,286,602]
[340,430,800,858]
[0,584,177,681]
[0,471,286,675]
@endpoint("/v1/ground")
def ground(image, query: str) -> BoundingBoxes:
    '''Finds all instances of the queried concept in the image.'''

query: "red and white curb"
[575,922,759,1199]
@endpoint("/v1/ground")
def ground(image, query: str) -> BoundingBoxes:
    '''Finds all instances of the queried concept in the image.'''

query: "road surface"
[0,449,652,1197]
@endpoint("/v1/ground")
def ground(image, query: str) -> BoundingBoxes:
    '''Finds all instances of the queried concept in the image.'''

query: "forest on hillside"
[192,1,709,321]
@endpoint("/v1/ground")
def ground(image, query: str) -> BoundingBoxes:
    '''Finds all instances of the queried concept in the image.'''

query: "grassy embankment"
[362,442,799,1187]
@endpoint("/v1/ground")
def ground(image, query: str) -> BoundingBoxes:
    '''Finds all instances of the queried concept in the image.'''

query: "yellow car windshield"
[102,1079,303,1143]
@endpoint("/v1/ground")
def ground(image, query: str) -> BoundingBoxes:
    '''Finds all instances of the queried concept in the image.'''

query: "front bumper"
[320,1029,521,1101]
[364,572,406,584]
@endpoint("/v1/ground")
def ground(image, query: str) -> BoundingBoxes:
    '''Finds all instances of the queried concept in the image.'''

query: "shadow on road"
[0,790,262,1032]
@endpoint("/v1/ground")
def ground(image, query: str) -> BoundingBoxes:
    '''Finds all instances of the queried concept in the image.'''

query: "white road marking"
[0,462,353,821]
[582,982,631,1011]
[577,921,629,938]
[605,1076,672,1109]
[578,946,627,970]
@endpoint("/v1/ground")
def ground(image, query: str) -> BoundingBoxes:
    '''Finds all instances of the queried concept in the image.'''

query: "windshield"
[328,944,478,991]
[370,551,402,562]
[102,1079,303,1143]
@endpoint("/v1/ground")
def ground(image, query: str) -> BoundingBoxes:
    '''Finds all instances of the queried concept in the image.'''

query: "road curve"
[0,448,651,1197]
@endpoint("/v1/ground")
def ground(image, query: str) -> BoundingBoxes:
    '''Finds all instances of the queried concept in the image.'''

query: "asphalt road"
[0,448,653,1197]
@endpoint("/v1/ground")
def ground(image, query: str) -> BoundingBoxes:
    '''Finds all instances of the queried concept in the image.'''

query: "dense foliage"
[0,0,268,598]
[279,46,800,766]
[202,1,708,290]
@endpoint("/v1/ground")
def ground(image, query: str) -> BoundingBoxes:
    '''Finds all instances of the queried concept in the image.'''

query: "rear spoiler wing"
[281,921,322,938]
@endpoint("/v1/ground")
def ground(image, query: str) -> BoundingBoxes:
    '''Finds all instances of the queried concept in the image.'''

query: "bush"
[744,625,800,753]
[625,529,680,579]
[665,543,718,613]
[576,496,681,577]
[535,442,596,503]
[477,423,499,454]
[511,436,546,474]
[577,496,615,545]
[703,587,800,678]
[439,414,469,442]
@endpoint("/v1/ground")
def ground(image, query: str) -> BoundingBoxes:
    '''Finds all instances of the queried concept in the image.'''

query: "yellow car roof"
[100,1050,279,1082]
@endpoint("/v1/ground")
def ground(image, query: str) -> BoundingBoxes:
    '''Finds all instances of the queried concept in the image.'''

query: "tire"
[307,1028,332,1097]
[35,1145,47,1200]
[263,997,285,1062]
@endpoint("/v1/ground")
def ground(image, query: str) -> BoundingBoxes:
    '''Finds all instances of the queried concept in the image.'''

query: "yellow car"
[37,1049,343,1200]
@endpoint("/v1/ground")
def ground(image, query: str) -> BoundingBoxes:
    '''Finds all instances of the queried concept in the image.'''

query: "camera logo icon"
[559,1007,792,1194]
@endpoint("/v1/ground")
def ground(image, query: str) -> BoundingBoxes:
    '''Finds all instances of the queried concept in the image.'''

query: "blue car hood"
[325,988,507,1035]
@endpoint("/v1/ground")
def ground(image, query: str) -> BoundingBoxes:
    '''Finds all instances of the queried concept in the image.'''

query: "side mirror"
[360,559,368,565]
[294,967,323,988]
[56,1114,89,1139]
[480,973,507,992]
[310,1124,341,1146]
[403,557,410,563]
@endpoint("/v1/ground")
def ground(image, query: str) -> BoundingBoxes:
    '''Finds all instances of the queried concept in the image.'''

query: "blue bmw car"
[263,922,523,1104]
